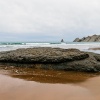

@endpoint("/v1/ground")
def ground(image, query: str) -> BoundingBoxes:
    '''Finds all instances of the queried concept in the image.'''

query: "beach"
[0,65,100,100]
[1,0,100,99]
[0,42,100,100]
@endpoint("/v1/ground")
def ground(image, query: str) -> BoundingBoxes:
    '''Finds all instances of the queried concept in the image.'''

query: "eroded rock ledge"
[0,47,100,72]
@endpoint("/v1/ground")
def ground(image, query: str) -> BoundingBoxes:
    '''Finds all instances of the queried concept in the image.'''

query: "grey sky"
[0,0,100,42]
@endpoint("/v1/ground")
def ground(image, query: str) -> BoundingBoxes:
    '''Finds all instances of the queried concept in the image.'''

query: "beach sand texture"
[0,65,100,100]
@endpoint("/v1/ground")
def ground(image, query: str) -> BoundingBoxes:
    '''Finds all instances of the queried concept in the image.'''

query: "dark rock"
[0,48,88,63]
[0,47,100,72]
[73,38,80,42]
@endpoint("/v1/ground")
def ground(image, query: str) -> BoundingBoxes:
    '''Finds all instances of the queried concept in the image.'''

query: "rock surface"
[0,47,100,72]
[73,35,100,42]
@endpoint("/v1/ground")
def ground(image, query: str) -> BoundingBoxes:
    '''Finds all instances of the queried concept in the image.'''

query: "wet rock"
[0,48,89,63]
[0,47,100,72]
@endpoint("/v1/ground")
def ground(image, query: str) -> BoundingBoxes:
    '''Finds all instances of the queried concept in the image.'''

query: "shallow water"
[0,64,100,100]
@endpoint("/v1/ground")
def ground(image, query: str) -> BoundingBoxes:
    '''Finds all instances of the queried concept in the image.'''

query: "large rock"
[73,38,80,42]
[73,34,100,42]
[0,47,100,72]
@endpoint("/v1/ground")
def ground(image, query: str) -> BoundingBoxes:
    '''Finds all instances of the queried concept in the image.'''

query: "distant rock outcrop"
[73,35,100,42]
[61,39,64,42]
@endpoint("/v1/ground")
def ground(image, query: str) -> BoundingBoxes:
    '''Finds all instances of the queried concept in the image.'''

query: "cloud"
[0,0,100,41]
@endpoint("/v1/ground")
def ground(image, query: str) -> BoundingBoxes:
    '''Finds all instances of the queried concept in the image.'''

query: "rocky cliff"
[73,35,100,42]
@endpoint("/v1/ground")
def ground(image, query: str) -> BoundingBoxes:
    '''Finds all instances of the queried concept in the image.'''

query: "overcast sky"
[0,0,100,42]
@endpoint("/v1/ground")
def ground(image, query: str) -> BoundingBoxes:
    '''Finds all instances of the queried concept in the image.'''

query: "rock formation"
[0,47,100,72]
[61,39,64,42]
[73,35,100,42]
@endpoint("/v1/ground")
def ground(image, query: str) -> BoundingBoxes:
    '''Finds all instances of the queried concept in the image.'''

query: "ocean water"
[0,42,100,54]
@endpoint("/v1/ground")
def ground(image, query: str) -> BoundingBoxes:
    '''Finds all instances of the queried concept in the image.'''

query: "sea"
[0,42,100,54]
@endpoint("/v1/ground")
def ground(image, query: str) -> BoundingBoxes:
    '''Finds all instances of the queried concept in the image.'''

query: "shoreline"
[0,64,99,83]
[0,67,100,100]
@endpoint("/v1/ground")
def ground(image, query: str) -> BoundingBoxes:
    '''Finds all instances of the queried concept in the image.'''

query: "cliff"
[73,35,100,42]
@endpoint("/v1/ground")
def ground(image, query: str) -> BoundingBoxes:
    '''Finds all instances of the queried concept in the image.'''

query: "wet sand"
[0,64,100,100]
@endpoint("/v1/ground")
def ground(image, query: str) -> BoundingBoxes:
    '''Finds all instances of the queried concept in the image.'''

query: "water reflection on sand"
[0,64,100,100]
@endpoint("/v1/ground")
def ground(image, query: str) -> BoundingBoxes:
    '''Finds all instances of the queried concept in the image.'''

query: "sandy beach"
[0,65,100,100]
[0,46,100,100]
[0,0,100,99]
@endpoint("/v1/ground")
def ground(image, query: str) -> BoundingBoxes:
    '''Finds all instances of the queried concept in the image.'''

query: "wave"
[0,42,53,45]
[25,43,50,45]
[50,42,61,44]
[0,42,100,53]
[0,42,25,45]
[0,42,100,46]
